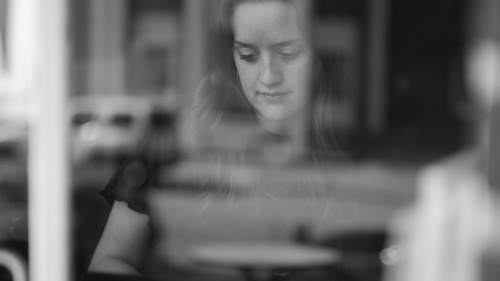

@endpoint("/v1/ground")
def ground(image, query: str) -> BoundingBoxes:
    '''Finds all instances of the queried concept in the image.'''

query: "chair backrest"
[0,248,27,281]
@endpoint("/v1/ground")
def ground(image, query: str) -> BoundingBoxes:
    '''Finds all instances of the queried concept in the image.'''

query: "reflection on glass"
[70,0,484,281]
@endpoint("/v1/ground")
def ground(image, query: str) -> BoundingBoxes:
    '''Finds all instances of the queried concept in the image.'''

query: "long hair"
[193,0,352,161]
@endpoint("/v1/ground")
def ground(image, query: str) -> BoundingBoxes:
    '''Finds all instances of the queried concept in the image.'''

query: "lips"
[257,91,290,102]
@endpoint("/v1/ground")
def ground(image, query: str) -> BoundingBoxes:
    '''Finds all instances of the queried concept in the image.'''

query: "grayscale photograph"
[0,0,499,281]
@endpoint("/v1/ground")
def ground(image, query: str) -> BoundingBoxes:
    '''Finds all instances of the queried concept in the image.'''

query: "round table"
[188,242,341,281]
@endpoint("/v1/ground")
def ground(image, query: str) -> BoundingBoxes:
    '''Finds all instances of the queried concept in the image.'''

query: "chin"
[259,110,289,122]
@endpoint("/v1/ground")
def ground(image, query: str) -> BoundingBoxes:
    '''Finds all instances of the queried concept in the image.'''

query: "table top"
[188,242,341,270]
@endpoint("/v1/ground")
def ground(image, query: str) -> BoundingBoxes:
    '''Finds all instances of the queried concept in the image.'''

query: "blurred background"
[0,0,499,280]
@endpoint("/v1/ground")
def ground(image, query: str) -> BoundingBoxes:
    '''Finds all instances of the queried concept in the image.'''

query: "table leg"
[240,267,257,281]
[270,269,296,281]
[239,268,297,281]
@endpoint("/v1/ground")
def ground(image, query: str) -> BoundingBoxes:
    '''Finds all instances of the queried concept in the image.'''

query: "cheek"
[289,61,313,94]
[235,64,257,92]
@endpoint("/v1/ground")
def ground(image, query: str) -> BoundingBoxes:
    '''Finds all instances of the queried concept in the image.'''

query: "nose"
[259,56,283,87]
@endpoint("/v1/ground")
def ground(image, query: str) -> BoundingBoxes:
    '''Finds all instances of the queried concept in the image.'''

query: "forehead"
[231,1,305,43]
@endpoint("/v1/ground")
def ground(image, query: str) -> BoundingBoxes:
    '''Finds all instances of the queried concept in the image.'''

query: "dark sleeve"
[99,160,151,214]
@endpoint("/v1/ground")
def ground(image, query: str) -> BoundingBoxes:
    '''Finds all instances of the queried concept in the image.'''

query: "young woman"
[89,0,349,276]
[195,0,346,161]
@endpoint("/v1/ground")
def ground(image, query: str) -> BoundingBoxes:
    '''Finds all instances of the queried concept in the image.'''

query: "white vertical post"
[366,0,389,135]
[2,0,38,94]
[28,1,70,281]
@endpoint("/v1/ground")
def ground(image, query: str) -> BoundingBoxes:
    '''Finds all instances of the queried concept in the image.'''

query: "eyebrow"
[234,39,304,48]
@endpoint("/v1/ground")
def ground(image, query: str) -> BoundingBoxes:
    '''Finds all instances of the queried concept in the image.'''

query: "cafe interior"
[1,0,500,280]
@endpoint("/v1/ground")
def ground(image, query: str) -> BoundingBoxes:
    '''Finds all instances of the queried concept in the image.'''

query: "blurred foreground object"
[383,0,500,280]
[383,153,489,281]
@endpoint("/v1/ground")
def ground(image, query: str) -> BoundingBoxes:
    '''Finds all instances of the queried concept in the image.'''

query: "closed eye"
[239,53,259,62]
[279,51,301,60]
[277,45,305,60]
[234,41,259,63]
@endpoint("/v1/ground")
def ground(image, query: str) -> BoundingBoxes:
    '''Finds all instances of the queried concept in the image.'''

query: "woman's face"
[232,1,313,130]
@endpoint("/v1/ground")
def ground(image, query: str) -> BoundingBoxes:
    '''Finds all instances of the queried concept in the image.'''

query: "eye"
[235,46,259,63]
[239,53,259,62]
[278,49,301,60]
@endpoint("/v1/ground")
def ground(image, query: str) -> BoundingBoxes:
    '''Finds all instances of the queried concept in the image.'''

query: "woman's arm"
[88,201,151,275]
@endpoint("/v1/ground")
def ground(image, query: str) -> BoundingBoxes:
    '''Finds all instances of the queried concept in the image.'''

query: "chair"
[0,248,27,281]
